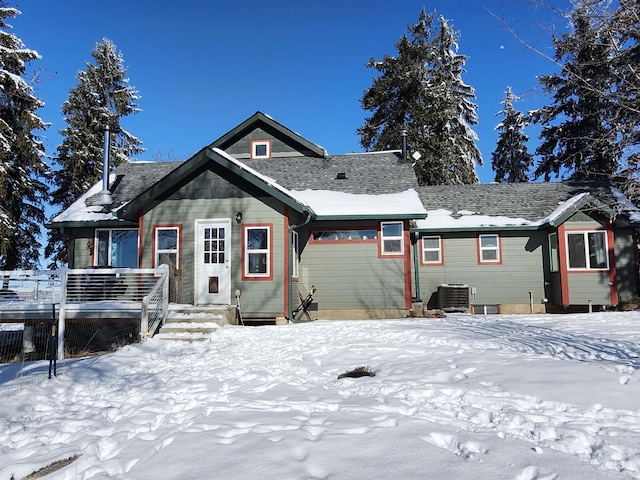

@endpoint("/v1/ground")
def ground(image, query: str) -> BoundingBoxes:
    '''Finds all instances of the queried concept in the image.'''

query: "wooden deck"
[0,300,143,321]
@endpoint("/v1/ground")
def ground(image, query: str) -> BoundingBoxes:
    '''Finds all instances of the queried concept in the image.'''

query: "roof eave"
[317,213,427,222]
[411,224,541,233]
[46,219,138,229]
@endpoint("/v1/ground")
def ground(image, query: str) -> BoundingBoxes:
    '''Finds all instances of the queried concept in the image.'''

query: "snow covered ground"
[2,312,640,480]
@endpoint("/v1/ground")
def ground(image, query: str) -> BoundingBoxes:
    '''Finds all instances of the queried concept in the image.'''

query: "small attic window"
[251,140,271,159]
[336,172,348,180]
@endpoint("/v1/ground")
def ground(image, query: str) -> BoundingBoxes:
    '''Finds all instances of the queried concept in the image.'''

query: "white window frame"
[155,226,180,268]
[245,226,271,278]
[566,230,609,270]
[421,235,442,264]
[478,234,500,263]
[380,221,404,255]
[251,140,271,159]
[549,232,559,272]
[94,228,139,268]
[291,230,299,278]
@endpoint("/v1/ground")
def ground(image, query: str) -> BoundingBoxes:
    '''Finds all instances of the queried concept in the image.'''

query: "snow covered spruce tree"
[358,8,482,185]
[491,87,533,183]
[0,4,48,270]
[46,38,143,267]
[532,4,621,181]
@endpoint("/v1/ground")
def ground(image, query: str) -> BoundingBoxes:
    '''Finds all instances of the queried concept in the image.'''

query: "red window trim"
[419,234,444,266]
[476,233,502,265]
[563,227,610,272]
[152,224,182,268]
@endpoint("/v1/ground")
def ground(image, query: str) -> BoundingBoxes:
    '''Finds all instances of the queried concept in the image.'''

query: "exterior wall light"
[235,212,243,224]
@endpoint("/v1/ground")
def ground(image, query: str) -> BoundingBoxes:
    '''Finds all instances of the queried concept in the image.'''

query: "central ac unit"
[438,284,471,310]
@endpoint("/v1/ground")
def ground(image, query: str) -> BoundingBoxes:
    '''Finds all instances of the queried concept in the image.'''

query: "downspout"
[288,208,313,319]
[411,230,421,302]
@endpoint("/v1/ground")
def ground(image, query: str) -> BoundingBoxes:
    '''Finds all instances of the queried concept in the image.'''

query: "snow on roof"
[415,209,533,229]
[611,187,640,223]
[292,189,426,218]
[538,192,589,225]
[50,175,119,224]
[213,148,422,218]
[414,193,590,230]
[211,148,310,209]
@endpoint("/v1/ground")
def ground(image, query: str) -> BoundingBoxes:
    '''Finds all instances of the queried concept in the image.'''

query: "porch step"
[155,304,236,342]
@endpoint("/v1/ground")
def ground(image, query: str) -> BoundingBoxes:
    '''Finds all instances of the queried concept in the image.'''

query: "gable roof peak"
[209,111,327,158]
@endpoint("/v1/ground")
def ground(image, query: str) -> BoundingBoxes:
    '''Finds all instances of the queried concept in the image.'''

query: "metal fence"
[0,266,169,396]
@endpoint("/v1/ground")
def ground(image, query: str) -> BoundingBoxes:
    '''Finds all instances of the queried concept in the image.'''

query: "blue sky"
[16,0,566,184]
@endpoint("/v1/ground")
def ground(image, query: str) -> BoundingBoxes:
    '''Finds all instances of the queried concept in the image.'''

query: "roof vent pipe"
[98,125,113,205]
[401,129,408,163]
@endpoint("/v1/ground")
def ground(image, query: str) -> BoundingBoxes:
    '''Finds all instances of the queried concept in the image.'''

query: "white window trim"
[479,234,500,263]
[292,230,299,279]
[251,140,271,159]
[155,226,180,268]
[566,230,609,270]
[380,221,404,255]
[421,235,442,264]
[549,232,559,272]
[245,226,271,277]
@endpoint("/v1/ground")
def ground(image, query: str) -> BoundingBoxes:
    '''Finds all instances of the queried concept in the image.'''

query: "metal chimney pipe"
[401,129,408,163]
[98,125,113,205]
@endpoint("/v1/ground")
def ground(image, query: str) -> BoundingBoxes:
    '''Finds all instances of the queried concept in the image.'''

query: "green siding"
[141,169,288,317]
[418,232,547,308]
[567,273,612,304]
[299,240,406,311]
[225,127,310,159]
[615,229,638,303]
[69,227,98,268]
[565,212,606,228]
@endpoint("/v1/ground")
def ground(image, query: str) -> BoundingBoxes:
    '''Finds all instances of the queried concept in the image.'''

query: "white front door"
[195,219,231,304]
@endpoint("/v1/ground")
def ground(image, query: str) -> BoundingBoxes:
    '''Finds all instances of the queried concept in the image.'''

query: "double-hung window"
[566,231,608,269]
[421,236,443,264]
[245,226,271,278]
[155,226,180,268]
[95,229,139,268]
[478,234,500,263]
[380,221,404,255]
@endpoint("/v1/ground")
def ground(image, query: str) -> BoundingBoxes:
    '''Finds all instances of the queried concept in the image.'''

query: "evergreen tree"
[358,9,482,185]
[46,38,143,267]
[532,4,620,181]
[0,4,47,270]
[492,87,533,183]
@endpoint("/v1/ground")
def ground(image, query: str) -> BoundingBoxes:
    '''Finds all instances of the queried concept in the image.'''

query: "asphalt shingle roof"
[247,151,419,195]
[416,181,612,221]
[106,151,418,208]
[99,154,616,224]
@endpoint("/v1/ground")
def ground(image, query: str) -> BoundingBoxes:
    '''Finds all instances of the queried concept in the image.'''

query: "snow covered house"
[48,112,426,321]
[413,183,639,313]
[47,112,639,320]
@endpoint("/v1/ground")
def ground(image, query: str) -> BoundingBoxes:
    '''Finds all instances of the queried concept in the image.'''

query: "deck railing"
[0,266,170,359]
[141,265,169,340]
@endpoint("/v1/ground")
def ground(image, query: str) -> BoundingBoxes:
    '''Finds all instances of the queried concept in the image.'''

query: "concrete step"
[155,303,236,341]
[154,332,214,342]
